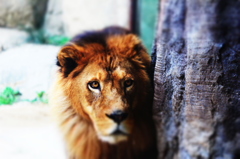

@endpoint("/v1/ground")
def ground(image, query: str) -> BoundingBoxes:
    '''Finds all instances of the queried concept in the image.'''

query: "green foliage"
[0,87,49,105]
[46,36,71,46]
[27,29,70,46]
[31,91,48,104]
[0,87,21,105]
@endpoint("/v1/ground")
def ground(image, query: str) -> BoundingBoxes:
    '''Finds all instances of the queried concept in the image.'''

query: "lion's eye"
[88,81,100,89]
[124,79,134,88]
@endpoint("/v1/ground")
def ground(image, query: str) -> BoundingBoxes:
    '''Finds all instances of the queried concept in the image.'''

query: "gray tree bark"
[152,0,240,159]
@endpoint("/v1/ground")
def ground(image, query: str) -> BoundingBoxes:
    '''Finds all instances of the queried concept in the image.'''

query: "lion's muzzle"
[106,110,128,124]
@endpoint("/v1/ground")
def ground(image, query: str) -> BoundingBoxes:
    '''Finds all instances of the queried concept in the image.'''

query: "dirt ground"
[0,102,66,159]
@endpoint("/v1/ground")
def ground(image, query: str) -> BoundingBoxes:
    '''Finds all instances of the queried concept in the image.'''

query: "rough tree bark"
[152,0,240,159]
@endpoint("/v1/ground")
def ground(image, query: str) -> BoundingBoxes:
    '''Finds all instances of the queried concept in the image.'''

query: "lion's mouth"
[98,126,129,144]
[111,129,128,136]
[111,124,129,136]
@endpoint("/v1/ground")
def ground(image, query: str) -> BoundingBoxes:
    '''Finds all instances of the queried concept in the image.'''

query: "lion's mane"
[50,27,157,159]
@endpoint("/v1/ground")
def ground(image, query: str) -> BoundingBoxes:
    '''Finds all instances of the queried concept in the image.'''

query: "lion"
[50,26,157,159]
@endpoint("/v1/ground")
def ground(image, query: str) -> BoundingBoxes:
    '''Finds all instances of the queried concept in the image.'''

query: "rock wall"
[0,0,131,38]
[0,0,48,29]
[0,28,30,52]
[153,0,240,158]
[42,0,65,37]
[43,0,131,37]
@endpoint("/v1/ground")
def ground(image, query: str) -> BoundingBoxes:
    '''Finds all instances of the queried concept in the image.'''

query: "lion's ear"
[112,34,151,69]
[57,45,83,77]
[124,35,151,69]
[135,43,151,67]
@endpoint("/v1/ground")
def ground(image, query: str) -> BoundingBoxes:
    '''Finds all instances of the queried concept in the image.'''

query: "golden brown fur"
[50,27,157,159]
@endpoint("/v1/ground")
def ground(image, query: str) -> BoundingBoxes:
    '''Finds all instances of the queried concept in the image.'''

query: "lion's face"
[68,59,140,143]
[56,28,151,144]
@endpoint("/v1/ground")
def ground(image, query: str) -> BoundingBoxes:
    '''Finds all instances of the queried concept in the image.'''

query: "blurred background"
[0,0,158,158]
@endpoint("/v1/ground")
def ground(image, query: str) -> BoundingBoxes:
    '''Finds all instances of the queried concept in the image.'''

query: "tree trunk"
[152,0,240,159]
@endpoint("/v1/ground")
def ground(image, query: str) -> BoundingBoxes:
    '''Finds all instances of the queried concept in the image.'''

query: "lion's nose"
[106,110,128,124]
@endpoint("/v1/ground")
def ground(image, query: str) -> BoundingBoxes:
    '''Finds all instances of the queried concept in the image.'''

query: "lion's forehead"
[82,62,133,82]
[113,66,129,78]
